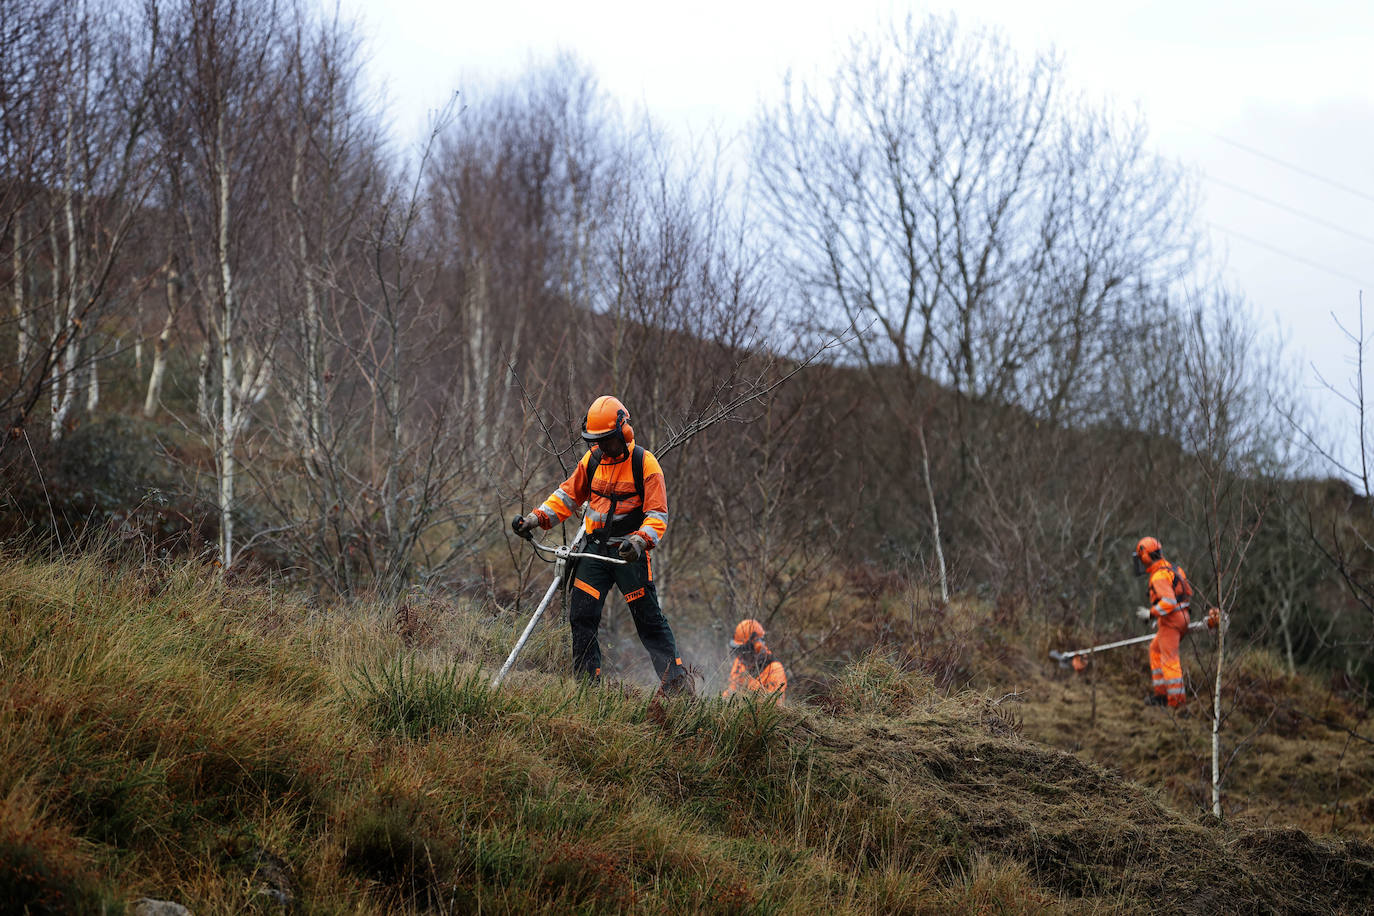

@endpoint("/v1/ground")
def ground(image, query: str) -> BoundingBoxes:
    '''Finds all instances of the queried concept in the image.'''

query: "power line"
[1195,127,1374,205]
[1203,173,1374,247]
[1209,223,1371,288]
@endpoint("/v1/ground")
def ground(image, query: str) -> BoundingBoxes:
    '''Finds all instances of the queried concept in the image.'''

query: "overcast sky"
[343,0,1374,465]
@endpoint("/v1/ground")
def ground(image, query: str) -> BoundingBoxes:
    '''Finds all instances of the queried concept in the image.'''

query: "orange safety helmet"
[1133,536,1163,576]
[731,618,766,651]
[582,395,632,443]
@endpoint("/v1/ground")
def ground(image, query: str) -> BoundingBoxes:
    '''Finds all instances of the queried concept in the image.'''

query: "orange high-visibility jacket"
[1147,560,1191,619]
[531,431,668,548]
[1146,558,1191,707]
[722,653,787,704]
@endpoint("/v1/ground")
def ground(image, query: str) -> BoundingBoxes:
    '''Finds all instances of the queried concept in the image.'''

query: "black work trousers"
[567,540,685,686]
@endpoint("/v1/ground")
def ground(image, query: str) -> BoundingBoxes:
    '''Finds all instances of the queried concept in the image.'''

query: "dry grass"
[2,549,1371,914]
[1017,623,1374,843]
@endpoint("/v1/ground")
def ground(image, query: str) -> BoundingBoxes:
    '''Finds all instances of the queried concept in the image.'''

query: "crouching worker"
[721,619,787,705]
[513,396,691,694]
[1132,536,1193,708]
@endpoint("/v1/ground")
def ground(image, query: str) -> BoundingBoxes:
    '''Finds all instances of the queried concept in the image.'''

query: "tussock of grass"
[816,650,941,717]
[0,784,115,913]
[345,656,507,740]
[2,550,1372,913]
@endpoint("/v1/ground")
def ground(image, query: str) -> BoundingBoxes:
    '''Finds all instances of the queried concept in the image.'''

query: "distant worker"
[1133,536,1194,708]
[513,396,691,694]
[721,619,787,705]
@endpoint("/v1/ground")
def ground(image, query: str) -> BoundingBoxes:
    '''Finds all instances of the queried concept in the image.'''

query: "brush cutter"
[1049,607,1222,670]
[491,530,626,688]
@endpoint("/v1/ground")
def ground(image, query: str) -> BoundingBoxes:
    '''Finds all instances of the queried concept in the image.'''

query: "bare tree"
[236,3,389,590]
[331,103,477,597]
[1174,291,1289,819]
[276,6,379,462]
[246,92,494,597]
[1291,300,1374,635]
[752,13,1196,597]
[1263,296,1374,687]
[0,0,63,432]
[568,116,818,605]
[754,15,1193,413]
[1308,299,1372,502]
[691,364,852,674]
[428,56,618,460]
[0,0,161,451]
[153,0,292,569]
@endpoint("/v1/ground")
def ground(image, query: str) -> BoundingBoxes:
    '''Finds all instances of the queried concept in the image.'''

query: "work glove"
[1135,606,1153,621]
[511,513,540,539]
[617,534,646,561]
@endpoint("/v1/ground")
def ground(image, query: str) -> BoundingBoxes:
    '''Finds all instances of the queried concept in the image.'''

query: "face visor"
[583,428,627,456]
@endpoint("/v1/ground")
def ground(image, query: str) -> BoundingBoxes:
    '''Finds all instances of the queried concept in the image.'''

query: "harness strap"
[586,445,645,543]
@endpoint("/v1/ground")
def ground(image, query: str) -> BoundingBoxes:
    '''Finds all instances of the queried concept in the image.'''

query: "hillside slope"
[1,552,1371,914]
[1008,622,1374,844]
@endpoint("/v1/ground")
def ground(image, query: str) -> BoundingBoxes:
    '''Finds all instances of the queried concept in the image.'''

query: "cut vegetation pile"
[2,552,1372,914]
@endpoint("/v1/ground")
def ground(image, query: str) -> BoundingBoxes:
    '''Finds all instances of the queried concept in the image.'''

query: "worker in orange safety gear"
[513,396,690,694]
[1132,536,1193,708]
[721,619,787,705]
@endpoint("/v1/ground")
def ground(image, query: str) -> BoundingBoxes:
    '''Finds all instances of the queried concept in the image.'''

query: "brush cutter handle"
[527,538,628,565]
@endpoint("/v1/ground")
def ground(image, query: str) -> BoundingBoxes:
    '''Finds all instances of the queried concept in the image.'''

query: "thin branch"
[655,331,850,458]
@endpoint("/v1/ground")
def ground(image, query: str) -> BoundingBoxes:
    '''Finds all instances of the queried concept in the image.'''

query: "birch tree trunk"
[1211,608,1226,818]
[290,146,325,461]
[51,91,82,441]
[214,119,237,571]
[458,257,523,457]
[143,267,179,417]
[383,309,404,590]
[918,423,950,603]
[196,339,211,422]
[85,361,98,413]
[12,217,31,374]
[465,261,489,452]
[47,208,67,438]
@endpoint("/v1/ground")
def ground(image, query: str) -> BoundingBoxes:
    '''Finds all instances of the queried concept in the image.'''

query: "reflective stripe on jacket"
[532,435,668,548]
[1147,559,1186,618]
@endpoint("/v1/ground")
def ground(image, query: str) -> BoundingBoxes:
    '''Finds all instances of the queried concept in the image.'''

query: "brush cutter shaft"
[491,535,629,688]
[491,574,562,688]
[1050,620,1209,666]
